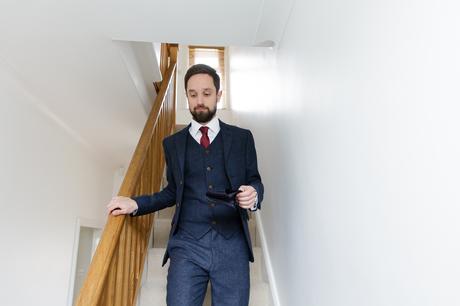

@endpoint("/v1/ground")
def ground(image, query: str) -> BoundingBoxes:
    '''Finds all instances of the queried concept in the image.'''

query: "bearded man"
[107,63,264,306]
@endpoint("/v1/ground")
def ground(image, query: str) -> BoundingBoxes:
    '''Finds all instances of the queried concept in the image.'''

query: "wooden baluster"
[76,54,177,306]
[114,219,126,306]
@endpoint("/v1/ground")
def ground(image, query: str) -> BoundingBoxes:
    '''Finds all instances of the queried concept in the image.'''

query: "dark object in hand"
[206,189,242,209]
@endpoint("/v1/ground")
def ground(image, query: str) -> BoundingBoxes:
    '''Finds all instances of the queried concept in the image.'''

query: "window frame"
[188,45,228,109]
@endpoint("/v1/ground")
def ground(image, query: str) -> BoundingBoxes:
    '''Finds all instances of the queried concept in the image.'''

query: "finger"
[237,194,256,202]
[107,205,116,214]
[238,202,252,209]
[237,190,254,197]
[239,185,254,191]
[107,203,120,212]
[111,208,125,216]
[108,201,126,212]
[238,186,253,194]
[237,191,252,198]
[238,186,255,195]
[238,192,255,198]
[108,197,123,206]
[237,194,255,202]
[238,199,254,206]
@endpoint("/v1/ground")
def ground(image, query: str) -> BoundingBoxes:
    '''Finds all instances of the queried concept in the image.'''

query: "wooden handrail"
[75,44,178,306]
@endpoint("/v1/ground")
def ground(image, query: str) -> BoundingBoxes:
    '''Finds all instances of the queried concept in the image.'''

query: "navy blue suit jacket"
[133,120,264,265]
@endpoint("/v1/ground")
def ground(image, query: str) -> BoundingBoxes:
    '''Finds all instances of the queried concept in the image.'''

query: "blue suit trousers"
[166,227,250,306]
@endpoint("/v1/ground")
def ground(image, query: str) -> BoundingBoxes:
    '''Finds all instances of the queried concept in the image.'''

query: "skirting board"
[255,211,281,306]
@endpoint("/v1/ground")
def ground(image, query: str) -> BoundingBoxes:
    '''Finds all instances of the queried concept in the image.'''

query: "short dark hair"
[184,64,220,92]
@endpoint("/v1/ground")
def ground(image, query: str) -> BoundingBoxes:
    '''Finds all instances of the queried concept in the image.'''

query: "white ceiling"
[0,0,292,168]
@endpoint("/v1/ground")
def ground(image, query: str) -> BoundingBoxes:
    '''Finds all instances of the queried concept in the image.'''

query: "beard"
[190,104,217,123]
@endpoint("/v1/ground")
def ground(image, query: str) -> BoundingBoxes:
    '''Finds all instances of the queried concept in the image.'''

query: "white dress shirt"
[189,116,220,144]
[189,116,258,211]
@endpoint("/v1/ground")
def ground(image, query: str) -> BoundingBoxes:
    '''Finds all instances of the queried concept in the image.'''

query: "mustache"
[193,105,209,111]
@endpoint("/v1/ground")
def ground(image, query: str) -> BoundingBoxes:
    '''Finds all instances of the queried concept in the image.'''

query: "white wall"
[229,0,460,305]
[0,64,114,306]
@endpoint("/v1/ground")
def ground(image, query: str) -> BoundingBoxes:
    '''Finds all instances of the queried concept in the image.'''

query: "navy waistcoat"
[178,132,241,239]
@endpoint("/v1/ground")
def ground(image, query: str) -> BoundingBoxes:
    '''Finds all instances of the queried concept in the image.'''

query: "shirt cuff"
[130,208,138,216]
[248,193,258,211]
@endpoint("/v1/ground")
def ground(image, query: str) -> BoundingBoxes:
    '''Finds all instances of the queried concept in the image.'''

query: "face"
[186,73,222,124]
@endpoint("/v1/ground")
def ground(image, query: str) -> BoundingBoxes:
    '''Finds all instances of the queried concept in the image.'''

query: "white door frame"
[67,217,104,306]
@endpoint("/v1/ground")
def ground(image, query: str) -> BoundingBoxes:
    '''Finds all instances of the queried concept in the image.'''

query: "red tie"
[199,126,210,149]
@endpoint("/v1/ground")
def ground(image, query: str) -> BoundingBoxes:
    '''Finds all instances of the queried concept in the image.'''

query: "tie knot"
[199,126,209,135]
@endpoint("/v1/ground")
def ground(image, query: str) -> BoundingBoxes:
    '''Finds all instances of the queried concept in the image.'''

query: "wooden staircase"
[75,43,178,306]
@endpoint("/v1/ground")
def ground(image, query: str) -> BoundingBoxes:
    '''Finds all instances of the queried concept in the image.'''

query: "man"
[107,64,264,306]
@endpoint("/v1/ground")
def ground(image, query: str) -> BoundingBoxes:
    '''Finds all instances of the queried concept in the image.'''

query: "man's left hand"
[236,185,257,209]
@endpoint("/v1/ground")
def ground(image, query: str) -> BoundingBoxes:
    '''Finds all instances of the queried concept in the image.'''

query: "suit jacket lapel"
[174,124,190,179]
[219,119,233,165]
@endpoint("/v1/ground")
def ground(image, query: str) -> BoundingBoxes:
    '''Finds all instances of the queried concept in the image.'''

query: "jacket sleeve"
[131,139,177,216]
[246,130,264,210]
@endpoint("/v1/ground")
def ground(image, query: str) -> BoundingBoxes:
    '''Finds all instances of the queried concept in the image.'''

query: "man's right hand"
[107,196,138,216]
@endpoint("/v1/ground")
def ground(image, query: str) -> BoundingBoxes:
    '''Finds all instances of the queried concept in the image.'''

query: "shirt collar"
[190,116,220,136]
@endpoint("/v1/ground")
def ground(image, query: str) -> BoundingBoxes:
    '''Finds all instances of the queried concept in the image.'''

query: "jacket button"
[209,203,215,208]
[208,184,213,190]
[211,220,217,225]
[206,166,211,171]
[179,180,183,185]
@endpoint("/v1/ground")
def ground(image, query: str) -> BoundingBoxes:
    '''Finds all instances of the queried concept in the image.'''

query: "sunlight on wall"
[229,47,278,113]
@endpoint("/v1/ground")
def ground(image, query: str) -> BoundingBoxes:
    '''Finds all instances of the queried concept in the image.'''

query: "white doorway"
[68,218,103,306]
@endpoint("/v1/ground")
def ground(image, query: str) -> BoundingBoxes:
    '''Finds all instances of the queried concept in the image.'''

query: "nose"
[197,94,205,104]
[198,95,204,104]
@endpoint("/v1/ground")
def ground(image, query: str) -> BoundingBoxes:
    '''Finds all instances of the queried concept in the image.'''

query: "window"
[188,46,227,109]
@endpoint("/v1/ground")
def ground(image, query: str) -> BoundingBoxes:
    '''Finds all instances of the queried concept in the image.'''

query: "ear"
[216,90,223,101]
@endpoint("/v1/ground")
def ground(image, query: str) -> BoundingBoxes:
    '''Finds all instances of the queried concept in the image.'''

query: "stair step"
[156,206,175,219]
[248,218,258,247]
[249,282,270,306]
[153,219,171,248]
[139,278,167,305]
[250,247,265,282]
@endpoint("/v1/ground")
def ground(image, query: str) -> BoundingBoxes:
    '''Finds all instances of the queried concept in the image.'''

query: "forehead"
[186,73,215,91]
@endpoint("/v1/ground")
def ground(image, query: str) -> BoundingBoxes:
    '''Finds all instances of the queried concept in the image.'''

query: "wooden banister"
[75,44,178,306]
